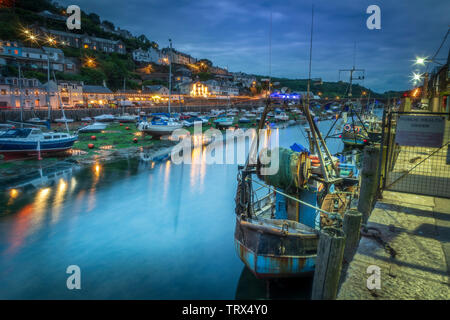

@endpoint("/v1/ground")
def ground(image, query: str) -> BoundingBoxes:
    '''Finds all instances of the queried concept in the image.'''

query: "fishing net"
[258,147,311,191]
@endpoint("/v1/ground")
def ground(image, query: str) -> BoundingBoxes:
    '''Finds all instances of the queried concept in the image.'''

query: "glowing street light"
[411,72,423,84]
[84,57,96,68]
[414,56,427,65]
[47,37,56,45]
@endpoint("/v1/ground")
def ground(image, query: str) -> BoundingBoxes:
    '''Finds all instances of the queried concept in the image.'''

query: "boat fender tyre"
[343,124,351,132]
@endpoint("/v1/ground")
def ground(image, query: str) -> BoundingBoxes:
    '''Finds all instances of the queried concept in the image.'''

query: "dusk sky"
[59,0,449,93]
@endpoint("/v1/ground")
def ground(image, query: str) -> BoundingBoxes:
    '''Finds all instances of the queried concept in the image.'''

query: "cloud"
[58,0,450,92]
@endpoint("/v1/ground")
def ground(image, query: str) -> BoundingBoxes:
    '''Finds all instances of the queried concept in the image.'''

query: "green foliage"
[142,79,168,87]
[23,70,47,82]
[197,72,213,81]
[1,64,18,77]
[80,67,106,85]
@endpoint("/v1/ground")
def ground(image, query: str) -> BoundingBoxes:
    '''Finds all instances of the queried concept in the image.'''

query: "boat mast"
[18,62,23,128]
[303,5,339,183]
[47,56,51,120]
[52,71,69,133]
[168,38,173,116]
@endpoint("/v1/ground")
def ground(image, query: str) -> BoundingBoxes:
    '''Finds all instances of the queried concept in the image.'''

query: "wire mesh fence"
[382,111,450,198]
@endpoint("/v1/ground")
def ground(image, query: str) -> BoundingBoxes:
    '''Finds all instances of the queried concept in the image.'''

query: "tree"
[102,20,115,31]
[88,13,100,25]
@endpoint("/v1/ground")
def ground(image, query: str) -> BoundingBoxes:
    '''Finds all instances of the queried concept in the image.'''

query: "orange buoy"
[125,126,130,130]
[88,143,94,149]
[120,123,123,126]
[91,135,96,140]
[133,138,138,143]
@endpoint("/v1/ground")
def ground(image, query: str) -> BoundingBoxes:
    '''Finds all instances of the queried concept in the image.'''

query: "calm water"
[0,121,344,299]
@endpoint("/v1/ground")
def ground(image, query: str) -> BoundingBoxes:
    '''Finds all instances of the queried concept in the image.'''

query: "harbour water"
[0,121,344,299]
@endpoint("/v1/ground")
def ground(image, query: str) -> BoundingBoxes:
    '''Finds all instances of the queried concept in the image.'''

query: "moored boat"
[0,128,77,158]
[214,117,234,128]
[116,113,138,123]
[78,122,107,133]
[94,114,116,122]
[138,118,183,136]
[55,117,74,123]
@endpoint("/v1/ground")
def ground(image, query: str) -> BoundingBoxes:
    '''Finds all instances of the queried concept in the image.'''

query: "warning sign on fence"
[395,115,445,148]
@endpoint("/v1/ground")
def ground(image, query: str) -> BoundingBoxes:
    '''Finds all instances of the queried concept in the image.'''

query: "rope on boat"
[249,177,342,222]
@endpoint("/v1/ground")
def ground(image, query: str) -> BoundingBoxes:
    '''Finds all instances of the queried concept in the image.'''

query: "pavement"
[337,191,450,300]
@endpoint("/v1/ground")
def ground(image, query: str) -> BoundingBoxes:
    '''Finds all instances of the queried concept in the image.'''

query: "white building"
[132,47,163,64]
[232,72,257,88]
[0,77,47,109]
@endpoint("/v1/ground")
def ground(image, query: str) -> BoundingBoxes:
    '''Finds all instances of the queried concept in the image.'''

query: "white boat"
[214,117,234,128]
[138,119,183,136]
[78,122,108,133]
[0,124,14,134]
[55,117,74,123]
[275,112,289,121]
[94,114,115,122]
[116,113,138,123]
[26,117,48,125]
[81,117,92,122]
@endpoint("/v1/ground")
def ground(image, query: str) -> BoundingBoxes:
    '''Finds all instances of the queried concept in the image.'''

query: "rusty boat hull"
[234,216,319,279]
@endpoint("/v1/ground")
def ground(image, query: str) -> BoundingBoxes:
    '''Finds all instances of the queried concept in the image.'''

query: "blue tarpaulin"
[290,143,310,155]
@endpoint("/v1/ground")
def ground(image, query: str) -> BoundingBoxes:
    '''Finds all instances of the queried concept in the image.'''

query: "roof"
[144,85,168,92]
[83,85,112,93]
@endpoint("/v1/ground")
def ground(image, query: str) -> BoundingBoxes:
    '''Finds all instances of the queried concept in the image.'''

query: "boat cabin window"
[44,136,52,139]
[53,135,60,139]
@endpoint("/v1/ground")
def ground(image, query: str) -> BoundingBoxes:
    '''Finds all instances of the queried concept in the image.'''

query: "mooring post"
[358,145,381,224]
[311,227,346,300]
[342,209,362,263]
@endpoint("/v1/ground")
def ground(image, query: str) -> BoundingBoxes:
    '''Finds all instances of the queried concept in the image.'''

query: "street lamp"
[411,72,423,84]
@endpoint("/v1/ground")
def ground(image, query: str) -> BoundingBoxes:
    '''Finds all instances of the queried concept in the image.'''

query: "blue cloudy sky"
[59,0,450,93]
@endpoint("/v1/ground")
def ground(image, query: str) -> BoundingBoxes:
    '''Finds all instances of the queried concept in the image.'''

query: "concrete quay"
[338,191,450,300]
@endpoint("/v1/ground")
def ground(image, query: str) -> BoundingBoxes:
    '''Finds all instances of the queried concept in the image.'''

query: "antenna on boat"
[302,4,340,184]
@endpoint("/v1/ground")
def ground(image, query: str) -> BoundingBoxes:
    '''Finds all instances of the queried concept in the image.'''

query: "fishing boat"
[94,114,115,122]
[138,118,183,136]
[341,122,368,146]
[78,122,107,133]
[214,117,234,128]
[0,128,77,158]
[233,9,357,280]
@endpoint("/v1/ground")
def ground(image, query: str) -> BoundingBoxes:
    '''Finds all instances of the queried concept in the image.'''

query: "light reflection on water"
[0,122,344,299]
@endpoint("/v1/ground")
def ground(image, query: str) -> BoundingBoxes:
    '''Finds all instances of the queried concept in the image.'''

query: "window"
[53,135,60,139]
[1,89,6,95]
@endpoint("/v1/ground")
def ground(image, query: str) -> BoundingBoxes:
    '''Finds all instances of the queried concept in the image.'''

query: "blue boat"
[0,128,77,159]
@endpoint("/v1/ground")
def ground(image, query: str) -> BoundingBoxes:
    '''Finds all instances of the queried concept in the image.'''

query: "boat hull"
[234,216,318,279]
[0,137,77,156]
[140,124,183,136]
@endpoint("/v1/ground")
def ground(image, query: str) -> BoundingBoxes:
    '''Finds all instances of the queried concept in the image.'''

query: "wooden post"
[343,209,362,263]
[312,227,346,300]
[358,145,380,224]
